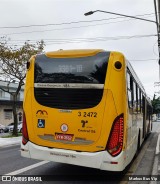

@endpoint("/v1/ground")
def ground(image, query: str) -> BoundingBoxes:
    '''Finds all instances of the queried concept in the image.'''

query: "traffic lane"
[1,158,125,183]
[0,145,40,175]
[0,145,123,183]
[0,137,155,184]
[13,162,124,184]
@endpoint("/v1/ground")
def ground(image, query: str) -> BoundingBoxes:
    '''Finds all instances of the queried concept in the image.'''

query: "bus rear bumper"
[21,141,126,171]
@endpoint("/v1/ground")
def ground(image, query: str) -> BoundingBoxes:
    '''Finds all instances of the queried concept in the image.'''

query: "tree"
[152,94,160,114]
[0,38,45,136]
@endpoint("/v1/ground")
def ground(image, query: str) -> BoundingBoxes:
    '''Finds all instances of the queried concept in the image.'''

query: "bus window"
[139,89,141,113]
[34,52,109,109]
[127,72,132,109]
[34,52,108,84]
[128,90,132,109]
[127,72,131,90]
[141,92,143,113]
[133,81,137,113]
[137,87,140,113]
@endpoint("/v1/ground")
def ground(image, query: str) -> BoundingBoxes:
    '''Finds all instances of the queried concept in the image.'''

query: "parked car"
[8,122,22,133]
[0,124,5,133]
[0,124,9,133]
[17,123,22,133]
[3,126,9,133]
[7,122,14,129]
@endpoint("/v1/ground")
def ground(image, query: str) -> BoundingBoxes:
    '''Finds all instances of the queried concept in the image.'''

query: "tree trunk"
[12,93,18,136]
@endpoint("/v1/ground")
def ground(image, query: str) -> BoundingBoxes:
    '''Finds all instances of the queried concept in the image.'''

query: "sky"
[0,0,159,98]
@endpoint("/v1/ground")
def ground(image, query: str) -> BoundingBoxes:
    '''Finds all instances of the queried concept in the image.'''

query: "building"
[0,81,24,126]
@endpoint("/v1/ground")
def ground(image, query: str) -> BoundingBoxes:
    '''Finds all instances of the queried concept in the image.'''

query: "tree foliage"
[0,38,44,84]
[0,38,45,136]
[152,94,160,114]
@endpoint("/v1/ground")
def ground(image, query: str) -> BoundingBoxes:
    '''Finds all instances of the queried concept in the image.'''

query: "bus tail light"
[106,114,124,157]
[22,112,29,145]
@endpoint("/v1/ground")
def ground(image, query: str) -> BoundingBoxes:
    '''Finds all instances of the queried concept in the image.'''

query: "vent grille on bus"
[34,88,103,109]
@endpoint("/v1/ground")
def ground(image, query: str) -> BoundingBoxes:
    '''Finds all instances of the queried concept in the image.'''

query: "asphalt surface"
[0,145,39,175]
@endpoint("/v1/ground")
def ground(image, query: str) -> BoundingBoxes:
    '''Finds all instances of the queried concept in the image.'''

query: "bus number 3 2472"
[78,112,97,118]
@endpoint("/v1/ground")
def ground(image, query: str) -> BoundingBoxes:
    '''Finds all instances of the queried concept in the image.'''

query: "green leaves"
[152,95,160,114]
[0,38,45,84]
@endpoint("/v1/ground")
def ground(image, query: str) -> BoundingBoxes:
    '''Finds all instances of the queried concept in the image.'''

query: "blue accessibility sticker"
[37,119,45,128]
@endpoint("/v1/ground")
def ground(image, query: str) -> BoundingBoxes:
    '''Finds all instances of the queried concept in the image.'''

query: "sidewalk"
[150,131,160,184]
[0,136,21,147]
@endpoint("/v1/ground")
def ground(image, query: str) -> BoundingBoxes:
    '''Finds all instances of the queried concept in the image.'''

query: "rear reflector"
[22,111,29,145]
[111,162,118,164]
[106,114,124,157]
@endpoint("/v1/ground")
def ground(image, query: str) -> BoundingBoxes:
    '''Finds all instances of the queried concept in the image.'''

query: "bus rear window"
[34,52,110,84]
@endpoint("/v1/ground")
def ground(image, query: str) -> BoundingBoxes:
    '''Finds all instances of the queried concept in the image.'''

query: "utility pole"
[154,0,160,85]
[157,0,160,80]
[158,0,160,31]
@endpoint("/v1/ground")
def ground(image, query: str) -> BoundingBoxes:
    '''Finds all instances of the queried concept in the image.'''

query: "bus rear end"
[21,49,126,171]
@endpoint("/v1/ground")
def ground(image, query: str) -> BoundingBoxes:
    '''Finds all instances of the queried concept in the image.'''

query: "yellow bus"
[21,49,152,171]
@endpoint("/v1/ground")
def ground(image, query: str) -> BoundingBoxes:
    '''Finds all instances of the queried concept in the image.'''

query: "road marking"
[5,161,50,175]
[156,133,160,155]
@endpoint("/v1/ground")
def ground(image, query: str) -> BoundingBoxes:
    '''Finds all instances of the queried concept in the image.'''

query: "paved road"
[0,121,159,183]
[0,144,125,183]
[0,145,39,175]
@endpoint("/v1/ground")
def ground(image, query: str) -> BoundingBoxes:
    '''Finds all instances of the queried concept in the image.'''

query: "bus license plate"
[55,133,73,141]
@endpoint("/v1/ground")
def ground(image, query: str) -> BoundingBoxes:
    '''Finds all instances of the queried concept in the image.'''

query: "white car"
[9,122,22,133]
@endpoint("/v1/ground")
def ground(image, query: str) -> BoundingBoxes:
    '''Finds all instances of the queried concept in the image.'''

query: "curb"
[0,137,22,148]
[149,133,160,184]
[0,142,21,148]
[149,154,159,184]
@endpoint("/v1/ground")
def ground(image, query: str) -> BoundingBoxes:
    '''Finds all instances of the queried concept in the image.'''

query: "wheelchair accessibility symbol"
[38,119,45,128]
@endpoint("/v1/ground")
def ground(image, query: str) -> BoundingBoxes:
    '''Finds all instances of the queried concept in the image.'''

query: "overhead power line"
[130,58,158,61]
[0,15,156,37]
[0,12,155,29]
[45,34,157,45]
[5,34,157,43]
[5,34,157,47]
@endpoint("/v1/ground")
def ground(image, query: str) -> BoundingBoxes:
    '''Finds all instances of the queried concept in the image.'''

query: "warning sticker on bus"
[55,133,73,141]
